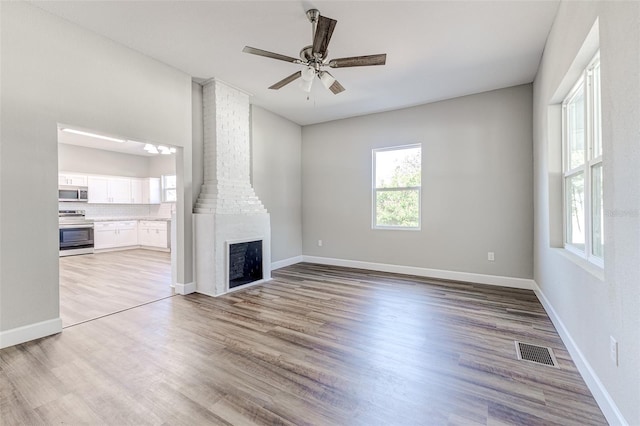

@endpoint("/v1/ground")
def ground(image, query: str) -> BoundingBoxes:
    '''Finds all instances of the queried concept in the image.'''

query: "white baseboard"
[533,283,628,426]
[175,281,196,295]
[302,256,535,290]
[0,317,63,349]
[271,255,304,271]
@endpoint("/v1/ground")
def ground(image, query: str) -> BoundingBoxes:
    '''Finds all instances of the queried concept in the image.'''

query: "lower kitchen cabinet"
[138,221,170,250]
[94,221,138,250]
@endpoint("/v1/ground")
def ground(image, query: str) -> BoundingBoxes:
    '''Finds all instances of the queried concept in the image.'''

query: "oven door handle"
[60,224,94,229]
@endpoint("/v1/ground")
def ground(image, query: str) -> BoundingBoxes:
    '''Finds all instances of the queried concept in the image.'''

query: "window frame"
[562,51,603,267]
[371,143,422,231]
[161,174,177,203]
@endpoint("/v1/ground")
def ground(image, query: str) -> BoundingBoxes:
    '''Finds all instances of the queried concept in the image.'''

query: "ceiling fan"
[242,9,387,95]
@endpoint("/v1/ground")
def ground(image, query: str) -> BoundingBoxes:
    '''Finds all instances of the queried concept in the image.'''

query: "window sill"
[372,226,421,231]
[551,248,604,282]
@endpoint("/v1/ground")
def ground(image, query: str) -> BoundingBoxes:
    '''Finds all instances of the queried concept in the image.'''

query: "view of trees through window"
[373,145,421,228]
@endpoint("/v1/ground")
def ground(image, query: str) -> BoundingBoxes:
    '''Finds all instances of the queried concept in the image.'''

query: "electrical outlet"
[318,239,323,247]
[610,336,618,366]
[488,252,495,261]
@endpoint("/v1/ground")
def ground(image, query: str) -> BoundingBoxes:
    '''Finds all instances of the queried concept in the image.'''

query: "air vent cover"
[515,341,558,367]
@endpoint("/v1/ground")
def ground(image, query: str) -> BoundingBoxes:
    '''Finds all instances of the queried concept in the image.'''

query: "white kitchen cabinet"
[94,221,138,250]
[138,220,170,250]
[88,177,110,203]
[58,173,87,186]
[88,176,132,204]
[117,221,138,246]
[109,178,131,203]
[146,177,161,204]
[130,179,144,204]
[131,178,161,204]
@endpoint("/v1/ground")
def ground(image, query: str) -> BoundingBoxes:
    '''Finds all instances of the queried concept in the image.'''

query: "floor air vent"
[515,341,558,367]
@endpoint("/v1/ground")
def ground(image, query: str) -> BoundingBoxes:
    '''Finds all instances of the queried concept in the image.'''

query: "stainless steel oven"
[59,210,94,256]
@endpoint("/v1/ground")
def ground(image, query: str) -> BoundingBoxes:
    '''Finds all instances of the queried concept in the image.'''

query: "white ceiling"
[35,1,559,126]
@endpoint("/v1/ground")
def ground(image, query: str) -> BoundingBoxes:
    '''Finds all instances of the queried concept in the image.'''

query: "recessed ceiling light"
[61,128,125,143]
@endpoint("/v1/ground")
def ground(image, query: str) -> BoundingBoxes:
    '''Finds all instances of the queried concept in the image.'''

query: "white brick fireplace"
[193,79,271,296]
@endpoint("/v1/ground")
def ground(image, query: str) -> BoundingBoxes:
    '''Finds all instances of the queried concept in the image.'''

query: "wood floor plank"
[1,262,607,425]
[59,249,173,326]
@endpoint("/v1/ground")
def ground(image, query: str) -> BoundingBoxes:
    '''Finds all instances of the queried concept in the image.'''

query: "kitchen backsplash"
[58,202,174,219]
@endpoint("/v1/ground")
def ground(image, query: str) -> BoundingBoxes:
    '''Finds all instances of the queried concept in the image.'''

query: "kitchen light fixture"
[144,143,176,155]
[143,143,159,154]
[61,128,125,143]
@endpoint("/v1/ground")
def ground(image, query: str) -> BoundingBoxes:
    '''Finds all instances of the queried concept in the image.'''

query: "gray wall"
[251,106,302,263]
[59,144,151,177]
[148,154,176,178]
[533,1,640,424]
[302,84,533,279]
[191,82,204,207]
[0,2,192,335]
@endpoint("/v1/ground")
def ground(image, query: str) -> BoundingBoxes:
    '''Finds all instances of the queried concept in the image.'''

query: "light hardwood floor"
[59,249,174,326]
[2,263,606,425]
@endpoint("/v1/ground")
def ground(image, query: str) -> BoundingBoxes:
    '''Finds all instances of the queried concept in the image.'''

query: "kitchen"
[58,126,177,326]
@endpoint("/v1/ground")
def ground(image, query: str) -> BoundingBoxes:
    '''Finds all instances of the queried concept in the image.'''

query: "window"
[162,174,177,203]
[562,52,602,265]
[372,144,421,229]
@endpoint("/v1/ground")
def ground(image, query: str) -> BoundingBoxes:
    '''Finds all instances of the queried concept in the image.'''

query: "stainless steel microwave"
[59,185,89,202]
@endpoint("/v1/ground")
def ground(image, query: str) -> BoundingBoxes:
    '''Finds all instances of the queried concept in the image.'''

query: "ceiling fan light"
[301,67,315,82]
[319,71,336,89]
[299,78,313,93]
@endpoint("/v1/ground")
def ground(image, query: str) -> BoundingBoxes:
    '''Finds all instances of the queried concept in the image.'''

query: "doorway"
[57,125,178,327]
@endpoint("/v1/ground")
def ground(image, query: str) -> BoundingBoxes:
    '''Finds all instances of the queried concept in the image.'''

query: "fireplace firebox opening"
[228,240,263,289]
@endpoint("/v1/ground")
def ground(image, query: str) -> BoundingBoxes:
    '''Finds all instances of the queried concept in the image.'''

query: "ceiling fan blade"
[329,54,387,68]
[242,46,299,63]
[329,79,345,94]
[312,15,337,57]
[268,71,302,90]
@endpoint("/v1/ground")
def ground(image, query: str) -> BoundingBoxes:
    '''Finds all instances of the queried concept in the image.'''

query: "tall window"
[562,52,602,265]
[162,174,177,203]
[372,144,422,229]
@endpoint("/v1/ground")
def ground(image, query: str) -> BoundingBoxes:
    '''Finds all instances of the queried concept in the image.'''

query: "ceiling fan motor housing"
[300,45,327,63]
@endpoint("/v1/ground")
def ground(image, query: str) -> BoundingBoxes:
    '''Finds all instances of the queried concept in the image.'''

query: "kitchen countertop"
[88,217,172,222]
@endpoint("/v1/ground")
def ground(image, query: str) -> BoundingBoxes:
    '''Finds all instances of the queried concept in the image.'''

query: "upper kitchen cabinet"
[58,173,88,186]
[131,177,161,204]
[88,176,131,204]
